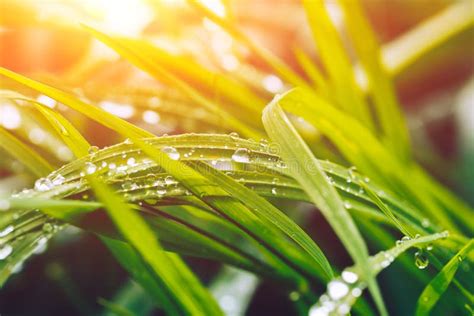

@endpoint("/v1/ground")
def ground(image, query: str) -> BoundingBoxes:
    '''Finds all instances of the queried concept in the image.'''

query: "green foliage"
[0,1,472,315]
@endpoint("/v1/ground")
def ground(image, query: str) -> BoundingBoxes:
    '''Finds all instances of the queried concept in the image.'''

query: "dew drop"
[415,250,429,269]
[42,223,54,233]
[161,146,180,160]
[327,280,349,300]
[351,287,362,297]
[341,270,358,284]
[0,199,10,211]
[127,157,136,166]
[88,146,99,155]
[271,187,277,195]
[85,162,97,174]
[0,244,13,260]
[0,225,14,237]
[289,291,300,301]
[232,148,250,163]
[35,178,52,192]
[343,201,352,209]
[164,176,175,185]
[229,132,239,139]
[51,174,65,186]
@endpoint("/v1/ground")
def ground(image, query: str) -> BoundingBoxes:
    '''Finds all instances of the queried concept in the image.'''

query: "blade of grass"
[0,126,54,177]
[0,68,153,139]
[88,176,223,315]
[338,0,411,162]
[293,47,329,97]
[301,0,373,129]
[383,1,474,77]
[309,231,449,314]
[415,239,474,316]
[262,99,387,315]
[187,0,310,89]
[30,99,90,158]
[190,160,334,281]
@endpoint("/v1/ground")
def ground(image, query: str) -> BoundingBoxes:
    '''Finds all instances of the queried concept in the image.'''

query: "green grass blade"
[31,99,90,158]
[415,239,474,316]
[338,0,411,162]
[100,237,176,313]
[262,99,387,315]
[301,0,373,129]
[293,47,329,96]
[191,160,334,281]
[88,176,223,315]
[309,232,449,314]
[0,126,54,177]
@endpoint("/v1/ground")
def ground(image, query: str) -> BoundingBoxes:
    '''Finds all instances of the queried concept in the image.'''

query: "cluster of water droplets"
[308,270,363,316]
[394,231,449,270]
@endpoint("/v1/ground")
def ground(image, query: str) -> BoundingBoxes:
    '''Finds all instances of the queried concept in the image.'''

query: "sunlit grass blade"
[0,67,153,139]
[262,99,387,315]
[415,239,474,316]
[383,1,474,77]
[293,47,329,96]
[191,160,334,281]
[0,126,54,177]
[83,26,263,140]
[100,237,176,313]
[338,0,411,162]
[187,0,310,89]
[30,99,90,158]
[301,0,373,129]
[276,87,464,233]
[88,176,223,315]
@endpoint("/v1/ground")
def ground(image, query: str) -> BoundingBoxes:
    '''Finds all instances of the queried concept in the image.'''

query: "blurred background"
[0,0,473,315]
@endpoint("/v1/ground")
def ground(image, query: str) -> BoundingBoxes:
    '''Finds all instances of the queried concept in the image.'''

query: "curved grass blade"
[276,87,464,233]
[262,99,387,315]
[309,231,450,315]
[191,160,334,281]
[30,99,90,158]
[415,239,474,316]
[0,67,153,139]
[88,176,223,315]
[0,126,54,177]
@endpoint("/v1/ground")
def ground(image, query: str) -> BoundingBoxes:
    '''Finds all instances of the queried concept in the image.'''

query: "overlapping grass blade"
[88,176,223,315]
[415,239,474,316]
[0,126,54,177]
[262,99,387,315]
[338,0,411,161]
[301,0,373,129]
[276,87,465,233]
[191,160,334,280]
[309,231,450,314]
[0,69,317,287]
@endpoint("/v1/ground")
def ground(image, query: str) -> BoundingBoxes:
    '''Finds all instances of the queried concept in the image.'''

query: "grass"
[0,1,472,315]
